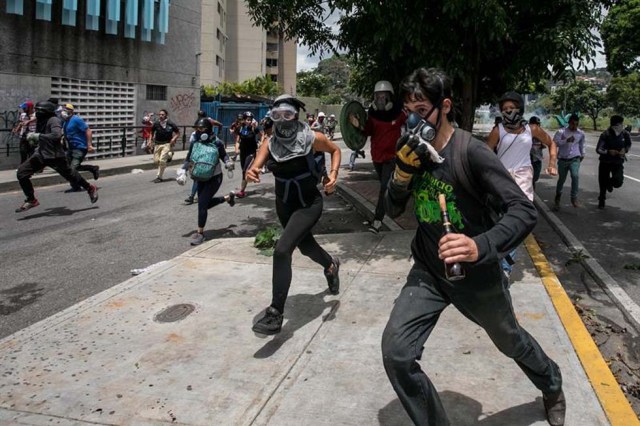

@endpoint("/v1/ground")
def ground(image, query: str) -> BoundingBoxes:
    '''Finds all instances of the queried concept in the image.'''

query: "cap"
[64,103,75,111]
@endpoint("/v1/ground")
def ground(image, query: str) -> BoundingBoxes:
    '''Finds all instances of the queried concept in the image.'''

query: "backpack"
[450,129,513,264]
[190,140,220,181]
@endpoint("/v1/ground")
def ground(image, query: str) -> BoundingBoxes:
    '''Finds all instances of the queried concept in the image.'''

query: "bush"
[254,226,282,256]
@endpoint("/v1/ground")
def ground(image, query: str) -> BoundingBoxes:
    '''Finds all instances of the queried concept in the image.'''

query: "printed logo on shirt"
[413,172,465,229]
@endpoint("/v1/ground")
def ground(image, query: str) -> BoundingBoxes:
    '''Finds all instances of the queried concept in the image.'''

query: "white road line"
[625,174,640,183]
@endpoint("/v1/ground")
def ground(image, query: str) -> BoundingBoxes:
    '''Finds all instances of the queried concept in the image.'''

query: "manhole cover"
[154,304,195,323]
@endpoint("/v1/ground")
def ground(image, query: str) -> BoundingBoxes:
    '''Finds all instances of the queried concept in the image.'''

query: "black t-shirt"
[152,120,179,143]
[386,135,537,284]
[238,124,258,154]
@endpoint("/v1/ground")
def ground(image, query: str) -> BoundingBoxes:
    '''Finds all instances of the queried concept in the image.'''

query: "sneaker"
[252,306,283,335]
[152,177,163,183]
[598,199,605,209]
[543,390,566,426]
[368,220,382,234]
[184,195,195,205]
[227,191,236,207]
[571,198,581,208]
[64,187,83,193]
[607,183,614,193]
[92,166,100,181]
[359,150,366,159]
[236,190,246,198]
[552,194,561,212]
[324,258,341,295]
[190,232,205,246]
[87,185,99,203]
[15,199,40,213]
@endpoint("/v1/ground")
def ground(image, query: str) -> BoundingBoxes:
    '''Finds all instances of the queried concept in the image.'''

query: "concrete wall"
[225,0,265,82]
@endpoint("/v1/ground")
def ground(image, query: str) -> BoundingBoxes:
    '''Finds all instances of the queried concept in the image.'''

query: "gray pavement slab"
[0,232,608,425]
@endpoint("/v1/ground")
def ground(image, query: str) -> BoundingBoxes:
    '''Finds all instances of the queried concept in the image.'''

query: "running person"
[186,118,236,246]
[235,111,261,198]
[246,94,342,335]
[15,100,98,212]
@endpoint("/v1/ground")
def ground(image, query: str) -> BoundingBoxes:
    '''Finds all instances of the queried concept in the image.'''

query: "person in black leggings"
[246,94,342,335]
[185,118,236,246]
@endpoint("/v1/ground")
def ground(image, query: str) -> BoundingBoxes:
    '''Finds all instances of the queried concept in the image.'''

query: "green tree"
[297,71,331,97]
[607,73,640,117]
[201,75,280,98]
[246,0,603,130]
[601,0,640,75]
[551,80,607,130]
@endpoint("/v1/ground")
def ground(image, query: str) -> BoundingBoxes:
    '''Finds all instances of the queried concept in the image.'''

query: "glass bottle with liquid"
[438,194,466,281]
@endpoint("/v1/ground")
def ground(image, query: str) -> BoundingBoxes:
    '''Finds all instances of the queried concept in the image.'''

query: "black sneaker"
[543,390,566,426]
[227,191,235,207]
[324,258,340,295]
[184,195,195,205]
[87,185,98,203]
[152,177,163,183]
[15,199,40,213]
[92,166,100,181]
[598,199,605,209]
[252,307,283,335]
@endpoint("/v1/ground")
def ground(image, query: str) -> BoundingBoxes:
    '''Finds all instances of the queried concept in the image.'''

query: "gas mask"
[274,120,299,140]
[61,110,70,120]
[373,92,393,111]
[196,132,210,141]
[501,109,522,128]
[405,111,445,164]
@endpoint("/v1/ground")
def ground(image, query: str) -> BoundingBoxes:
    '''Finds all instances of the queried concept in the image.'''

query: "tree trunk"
[459,73,477,132]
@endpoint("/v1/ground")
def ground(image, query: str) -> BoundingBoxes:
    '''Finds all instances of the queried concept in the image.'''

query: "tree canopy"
[201,75,280,98]
[551,80,607,130]
[246,0,604,129]
[601,0,640,75]
[607,73,640,117]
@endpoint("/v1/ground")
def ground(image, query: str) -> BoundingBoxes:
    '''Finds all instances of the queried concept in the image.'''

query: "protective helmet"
[236,113,243,120]
[194,117,213,134]
[273,94,306,111]
[498,91,525,114]
[243,111,254,118]
[528,116,541,125]
[35,101,56,115]
[374,80,394,94]
[318,111,326,118]
[329,114,335,118]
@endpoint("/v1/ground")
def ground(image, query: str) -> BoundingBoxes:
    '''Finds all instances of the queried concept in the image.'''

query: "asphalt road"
[0,165,369,339]
[534,130,640,309]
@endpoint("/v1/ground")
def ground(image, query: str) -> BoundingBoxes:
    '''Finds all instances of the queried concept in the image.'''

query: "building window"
[146,85,167,101]
[266,59,278,67]
[269,74,278,82]
[266,43,278,52]
[7,0,25,15]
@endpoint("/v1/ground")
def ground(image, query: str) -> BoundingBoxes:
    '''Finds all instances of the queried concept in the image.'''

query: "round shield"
[339,101,367,151]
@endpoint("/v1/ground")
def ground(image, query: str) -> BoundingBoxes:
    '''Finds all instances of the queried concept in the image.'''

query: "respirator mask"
[404,107,445,164]
[272,103,299,140]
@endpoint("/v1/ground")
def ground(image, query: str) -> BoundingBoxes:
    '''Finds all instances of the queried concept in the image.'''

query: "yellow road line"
[525,235,640,425]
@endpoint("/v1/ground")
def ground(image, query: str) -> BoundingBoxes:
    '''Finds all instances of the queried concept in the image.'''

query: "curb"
[525,235,640,426]
[533,196,640,333]
[335,182,403,232]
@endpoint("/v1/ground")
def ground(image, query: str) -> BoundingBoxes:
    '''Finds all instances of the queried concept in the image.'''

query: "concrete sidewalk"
[0,138,636,425]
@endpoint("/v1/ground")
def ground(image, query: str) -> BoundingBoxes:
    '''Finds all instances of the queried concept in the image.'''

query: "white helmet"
[374,80,394,94]
[318,111,326,118]
[329,114,335,118]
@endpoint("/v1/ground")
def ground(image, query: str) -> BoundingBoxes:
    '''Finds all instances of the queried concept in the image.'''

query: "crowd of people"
[12,69,637,426]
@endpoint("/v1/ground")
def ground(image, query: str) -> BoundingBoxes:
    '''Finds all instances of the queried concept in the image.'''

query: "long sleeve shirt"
[385,136,536,285]
[553,127,585,159]
[596,128,632,165]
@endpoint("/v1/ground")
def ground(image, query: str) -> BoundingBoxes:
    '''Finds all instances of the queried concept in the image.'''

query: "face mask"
[61,111,69,119]
[612,124,624,136]
[274,120,298,139]
[501,109,522,128]
[373,92,393,111]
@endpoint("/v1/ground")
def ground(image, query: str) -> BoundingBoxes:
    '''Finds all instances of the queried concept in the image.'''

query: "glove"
[176,168,187,186]
[225,161,235,171]
[393,134,428,185]
[26,133,40,146]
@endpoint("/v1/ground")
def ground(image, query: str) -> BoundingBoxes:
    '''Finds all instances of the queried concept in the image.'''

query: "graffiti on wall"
[170,92,196,125]
[0,110,20,130]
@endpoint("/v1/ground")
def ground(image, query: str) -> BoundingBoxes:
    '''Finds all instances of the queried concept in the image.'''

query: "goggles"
[270,104,297,122]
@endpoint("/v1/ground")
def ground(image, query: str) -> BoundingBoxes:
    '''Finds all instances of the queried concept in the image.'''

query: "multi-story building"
[0,0,201,168]
[201,0,296,95]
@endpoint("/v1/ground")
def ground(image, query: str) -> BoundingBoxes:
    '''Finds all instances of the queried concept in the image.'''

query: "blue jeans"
[555,157,581,200]
[381,267,562,425]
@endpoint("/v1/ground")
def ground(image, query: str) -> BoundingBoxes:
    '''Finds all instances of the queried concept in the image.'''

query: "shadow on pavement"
[17,206,99,220]
[253,291,341,359]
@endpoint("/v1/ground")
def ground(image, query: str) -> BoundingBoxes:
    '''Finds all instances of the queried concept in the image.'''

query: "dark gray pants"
[381,267,562,425]
[373,160,395,222]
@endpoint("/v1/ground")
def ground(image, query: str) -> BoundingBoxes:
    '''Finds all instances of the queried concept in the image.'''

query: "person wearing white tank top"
[486,92,557,277]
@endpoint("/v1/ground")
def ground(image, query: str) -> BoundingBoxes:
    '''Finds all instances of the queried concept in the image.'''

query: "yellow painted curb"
[525,235,640,425]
